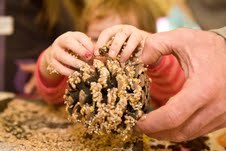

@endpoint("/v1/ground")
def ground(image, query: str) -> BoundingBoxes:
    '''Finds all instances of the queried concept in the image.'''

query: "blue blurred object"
[167,5,200,30]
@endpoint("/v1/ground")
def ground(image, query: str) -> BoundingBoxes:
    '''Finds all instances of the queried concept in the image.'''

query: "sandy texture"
[0,99,225,151]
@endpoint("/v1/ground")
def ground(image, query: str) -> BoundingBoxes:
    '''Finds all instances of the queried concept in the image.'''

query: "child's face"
[86,14,138,43]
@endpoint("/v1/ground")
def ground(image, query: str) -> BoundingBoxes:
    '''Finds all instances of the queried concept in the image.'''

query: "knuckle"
[165,110,183,129]
[111,41,121,49]
[55,31,73,42]
[133,33,143,41]
[120,31,128,37]
[75,31,86,38]
[126,25,136,30]
[60,31,73,40]
[58,35,71,46]
[116,30,128,38]
[101,28,110,37]
[176,28,195,39]
[145,35,160,50]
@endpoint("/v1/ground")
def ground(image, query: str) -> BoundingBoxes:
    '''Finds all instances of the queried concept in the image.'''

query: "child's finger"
[55,32,93,59]
[51,59,74,76]
[54,48,86,69]
[73,32,94,52]
[120,31,143,62]
[109,29,131,58]
[95,25,123,55]
[57,38,91,60]
[24,75,36,94]
[19,63,36,73]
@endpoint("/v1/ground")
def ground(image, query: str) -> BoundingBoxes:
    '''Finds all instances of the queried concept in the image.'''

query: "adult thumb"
[141,29,187,66]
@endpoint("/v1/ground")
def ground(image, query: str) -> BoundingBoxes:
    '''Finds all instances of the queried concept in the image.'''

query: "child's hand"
[42,31,94,76]
[95,25,149,62]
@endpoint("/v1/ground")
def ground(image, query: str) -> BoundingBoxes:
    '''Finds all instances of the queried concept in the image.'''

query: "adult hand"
[137,28,226,142]
[95,25,149,62]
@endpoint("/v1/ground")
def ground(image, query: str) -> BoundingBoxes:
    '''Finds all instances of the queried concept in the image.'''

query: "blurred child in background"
[36,0,185,107]
[1,0,84,96]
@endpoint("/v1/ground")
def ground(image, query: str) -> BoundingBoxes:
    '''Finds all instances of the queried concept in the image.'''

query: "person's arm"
[35,32,94,104]
[211,27,226,39]
[36,52,68,104]
[137,27,226,142]
[147,55,185,106]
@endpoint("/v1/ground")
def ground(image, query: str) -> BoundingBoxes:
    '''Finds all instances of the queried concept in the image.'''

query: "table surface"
[0,98,225,151]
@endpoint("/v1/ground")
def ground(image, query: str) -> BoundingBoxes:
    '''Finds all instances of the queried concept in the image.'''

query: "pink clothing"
[148,55,185,106]
[36,53,185,106]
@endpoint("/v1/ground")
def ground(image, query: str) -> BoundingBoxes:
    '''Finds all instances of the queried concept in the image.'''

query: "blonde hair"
[34,0,84,32]
[80,0,165,33]
[153,0,178,15]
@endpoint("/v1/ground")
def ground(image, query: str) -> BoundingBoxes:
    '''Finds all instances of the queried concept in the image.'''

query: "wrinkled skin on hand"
[137,28,226,142]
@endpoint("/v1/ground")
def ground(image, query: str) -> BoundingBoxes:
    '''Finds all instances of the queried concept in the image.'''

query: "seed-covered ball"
[64,40,150,138]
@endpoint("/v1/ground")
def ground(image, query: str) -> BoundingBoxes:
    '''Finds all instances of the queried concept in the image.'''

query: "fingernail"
[109,50,116,58]
[85,52,92,59]
[140,115,147,121]
[94,49,99,56]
